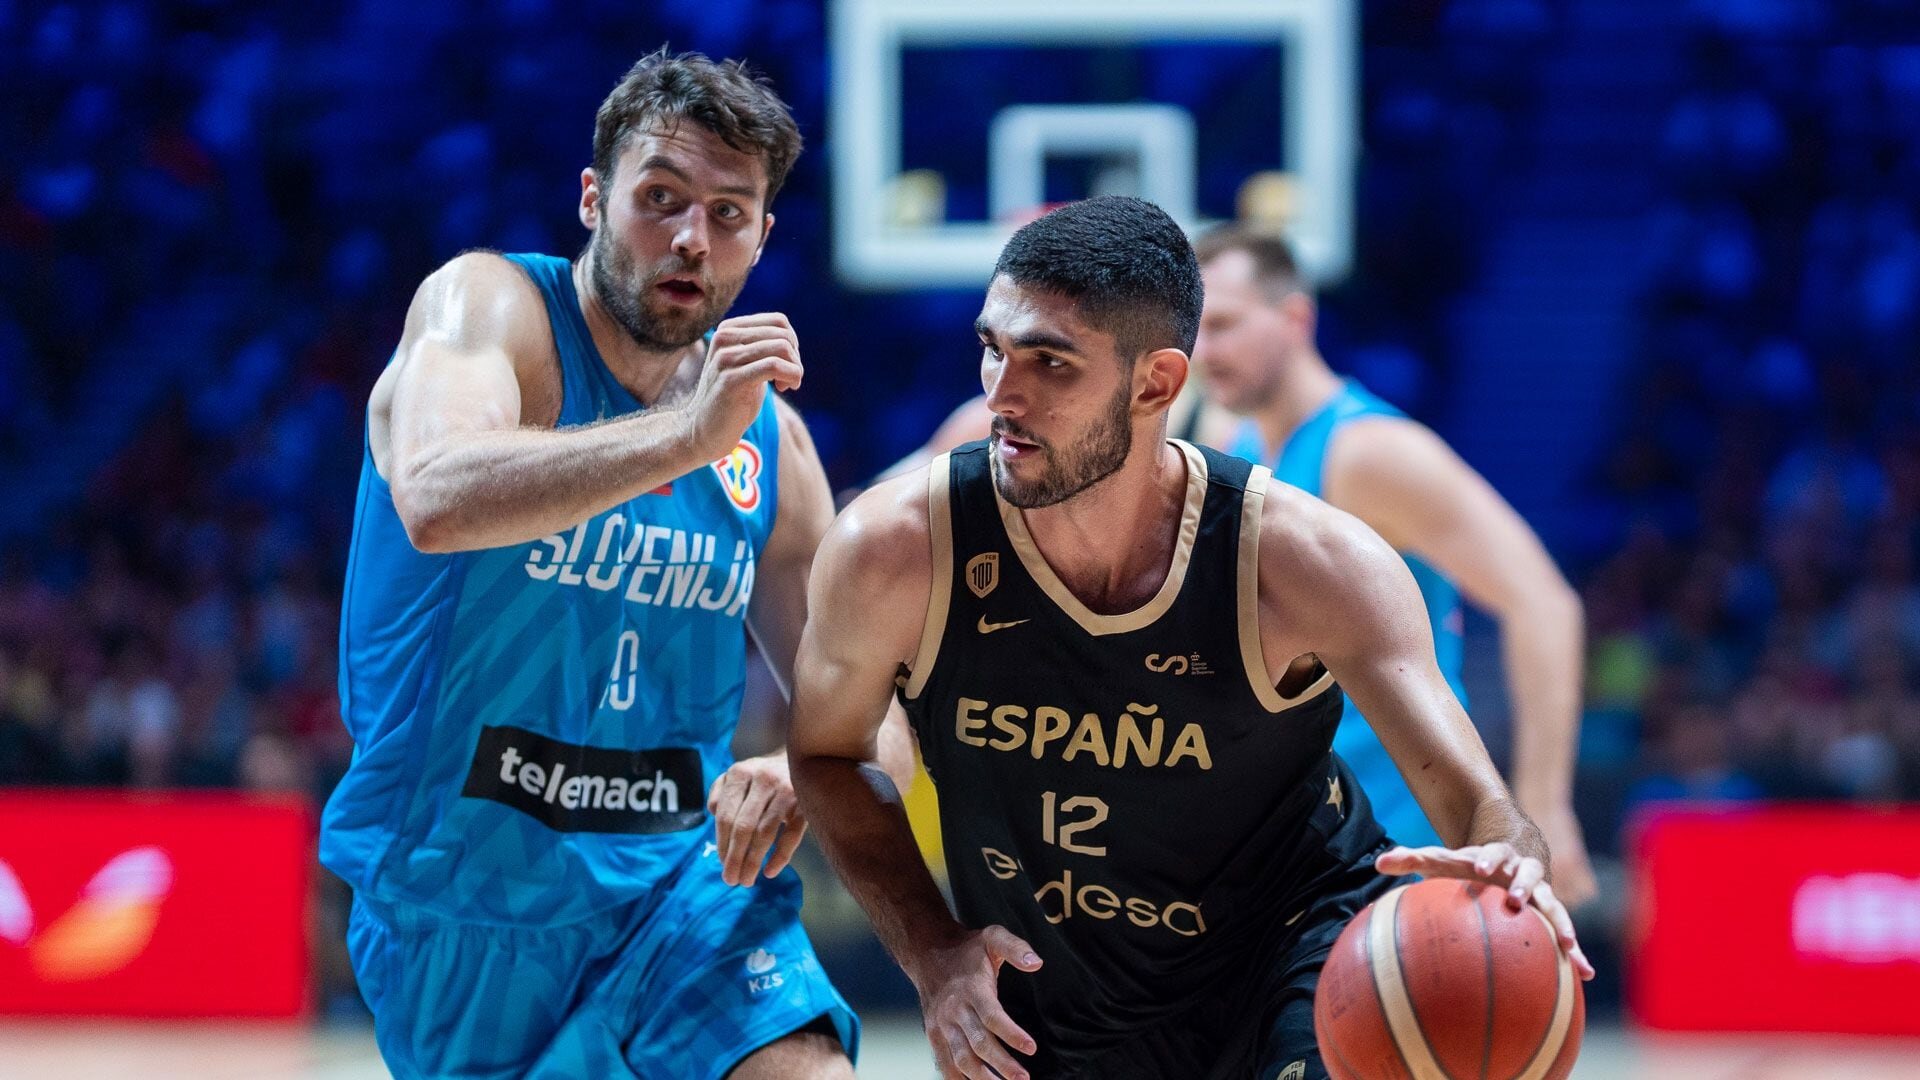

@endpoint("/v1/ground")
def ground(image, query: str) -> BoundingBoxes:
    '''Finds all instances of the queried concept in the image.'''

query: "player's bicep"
[788,487,930,763]
[386,255,539,475]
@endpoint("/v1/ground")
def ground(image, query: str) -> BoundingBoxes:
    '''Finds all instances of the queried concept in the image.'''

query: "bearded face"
[989,376,1135,509]
[583,126,769,352]
[589,220,745,350]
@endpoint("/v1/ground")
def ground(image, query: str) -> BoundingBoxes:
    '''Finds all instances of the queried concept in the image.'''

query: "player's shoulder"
[404,249,550,352]
[819,467,936,586]
[832,468,934,551]
[416,248,543,309]
[1253,473,1404,593]
[1326,411,1458,482]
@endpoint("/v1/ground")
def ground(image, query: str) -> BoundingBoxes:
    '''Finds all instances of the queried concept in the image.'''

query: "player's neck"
[571,255,704,406]
[1016,439,1188,616]
[1251,355,1342,459]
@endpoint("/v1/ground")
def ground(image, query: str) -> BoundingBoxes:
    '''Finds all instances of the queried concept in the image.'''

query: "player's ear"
[579,167,602,231]
[1280,291,1316,340]
[751,213,775,267]
[1136,348,1189,414]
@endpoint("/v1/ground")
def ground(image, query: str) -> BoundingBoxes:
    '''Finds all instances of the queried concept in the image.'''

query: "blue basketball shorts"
[346,843,859,1080]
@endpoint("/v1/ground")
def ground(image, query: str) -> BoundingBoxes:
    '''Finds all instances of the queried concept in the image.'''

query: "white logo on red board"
[712,439,764,513]
[1793,873,1920,963]
[0,847,174,981]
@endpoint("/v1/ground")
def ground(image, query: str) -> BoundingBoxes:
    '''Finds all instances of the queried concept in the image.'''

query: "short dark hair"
[593,47,803,204]
[992,196,1203,361]
[1193,225,1306,299]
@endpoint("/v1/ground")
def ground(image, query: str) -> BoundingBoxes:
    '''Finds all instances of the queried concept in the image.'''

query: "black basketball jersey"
[897,440,1385,1070]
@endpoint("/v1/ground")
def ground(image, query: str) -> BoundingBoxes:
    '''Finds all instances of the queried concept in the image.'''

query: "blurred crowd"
[1588,5,1920,811]
[0,0,1526,806]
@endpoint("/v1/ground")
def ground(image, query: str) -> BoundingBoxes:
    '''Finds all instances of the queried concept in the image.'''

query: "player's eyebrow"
[636,155,759,200]
[974,317,1081,357]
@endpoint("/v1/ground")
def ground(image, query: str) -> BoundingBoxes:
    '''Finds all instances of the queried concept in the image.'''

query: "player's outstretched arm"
[789,472,1042,1080]
[378,252,801,553]
[1326,417,1596,906]
[709,399,917,887]
[1254,484,1593,980]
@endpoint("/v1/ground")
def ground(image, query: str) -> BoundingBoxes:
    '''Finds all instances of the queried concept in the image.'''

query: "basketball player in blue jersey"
[1188,227,1594,904]
[790,197,1590,1080]
[319,50,910,1080]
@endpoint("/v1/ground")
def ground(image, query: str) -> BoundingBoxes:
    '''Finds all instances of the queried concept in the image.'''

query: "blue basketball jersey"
[1226,380,1465,847]
[321,252,782,925]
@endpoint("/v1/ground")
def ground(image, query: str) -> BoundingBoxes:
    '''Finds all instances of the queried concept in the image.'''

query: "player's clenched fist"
[908,926,1044,1080]
[680,312,803,462]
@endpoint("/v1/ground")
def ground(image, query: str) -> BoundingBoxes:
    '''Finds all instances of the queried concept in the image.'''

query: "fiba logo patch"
[711,439,763,513]
[1279,1061,1307,1080]
[966,552,1000,599]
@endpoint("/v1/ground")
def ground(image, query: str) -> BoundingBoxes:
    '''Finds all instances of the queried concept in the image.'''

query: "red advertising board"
[1630,805,1920,1035]
[0,790,312,1018]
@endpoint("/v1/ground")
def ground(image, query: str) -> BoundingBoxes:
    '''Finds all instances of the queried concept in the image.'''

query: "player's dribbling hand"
[681,313,803,463]
[708,751,807,887]
[1376,842,1596,981]
[910,926,1043,1080]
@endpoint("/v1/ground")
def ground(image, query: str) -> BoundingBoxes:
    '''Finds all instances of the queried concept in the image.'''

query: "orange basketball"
[1313,879,1584,1080]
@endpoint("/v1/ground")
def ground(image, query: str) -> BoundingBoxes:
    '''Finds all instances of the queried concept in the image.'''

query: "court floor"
[3,1019,1920,1079]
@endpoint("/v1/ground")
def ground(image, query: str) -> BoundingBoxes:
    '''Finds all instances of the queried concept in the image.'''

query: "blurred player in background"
[318,49,909,1079]
[790,197,1590,1080]
[890,224,1595,906]
[1189,227,1594,902]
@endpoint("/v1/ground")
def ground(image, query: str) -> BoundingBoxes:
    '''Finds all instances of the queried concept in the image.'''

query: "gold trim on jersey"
[1237,465,1337,712]
[993,440,1207,638]
[902,452,953,700]
[1368,885,1449,1079]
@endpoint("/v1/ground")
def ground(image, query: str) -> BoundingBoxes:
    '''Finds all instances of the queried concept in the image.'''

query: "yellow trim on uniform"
[994,440,1206,637]
[902,452,953,700]
[1237,465,1337,712]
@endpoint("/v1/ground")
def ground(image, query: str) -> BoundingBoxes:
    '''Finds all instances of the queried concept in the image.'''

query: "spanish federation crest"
[965,552,999,599]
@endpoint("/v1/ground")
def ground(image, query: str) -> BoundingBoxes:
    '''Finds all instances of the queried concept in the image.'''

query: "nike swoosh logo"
[977,616,1031,634]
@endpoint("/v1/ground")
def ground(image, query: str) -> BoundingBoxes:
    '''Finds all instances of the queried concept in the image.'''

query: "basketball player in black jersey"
[789,197,1593,1080]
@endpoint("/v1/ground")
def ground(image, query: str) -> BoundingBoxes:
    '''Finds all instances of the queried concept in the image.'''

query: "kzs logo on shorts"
[462,725,707,834]
[744,948,785,994]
